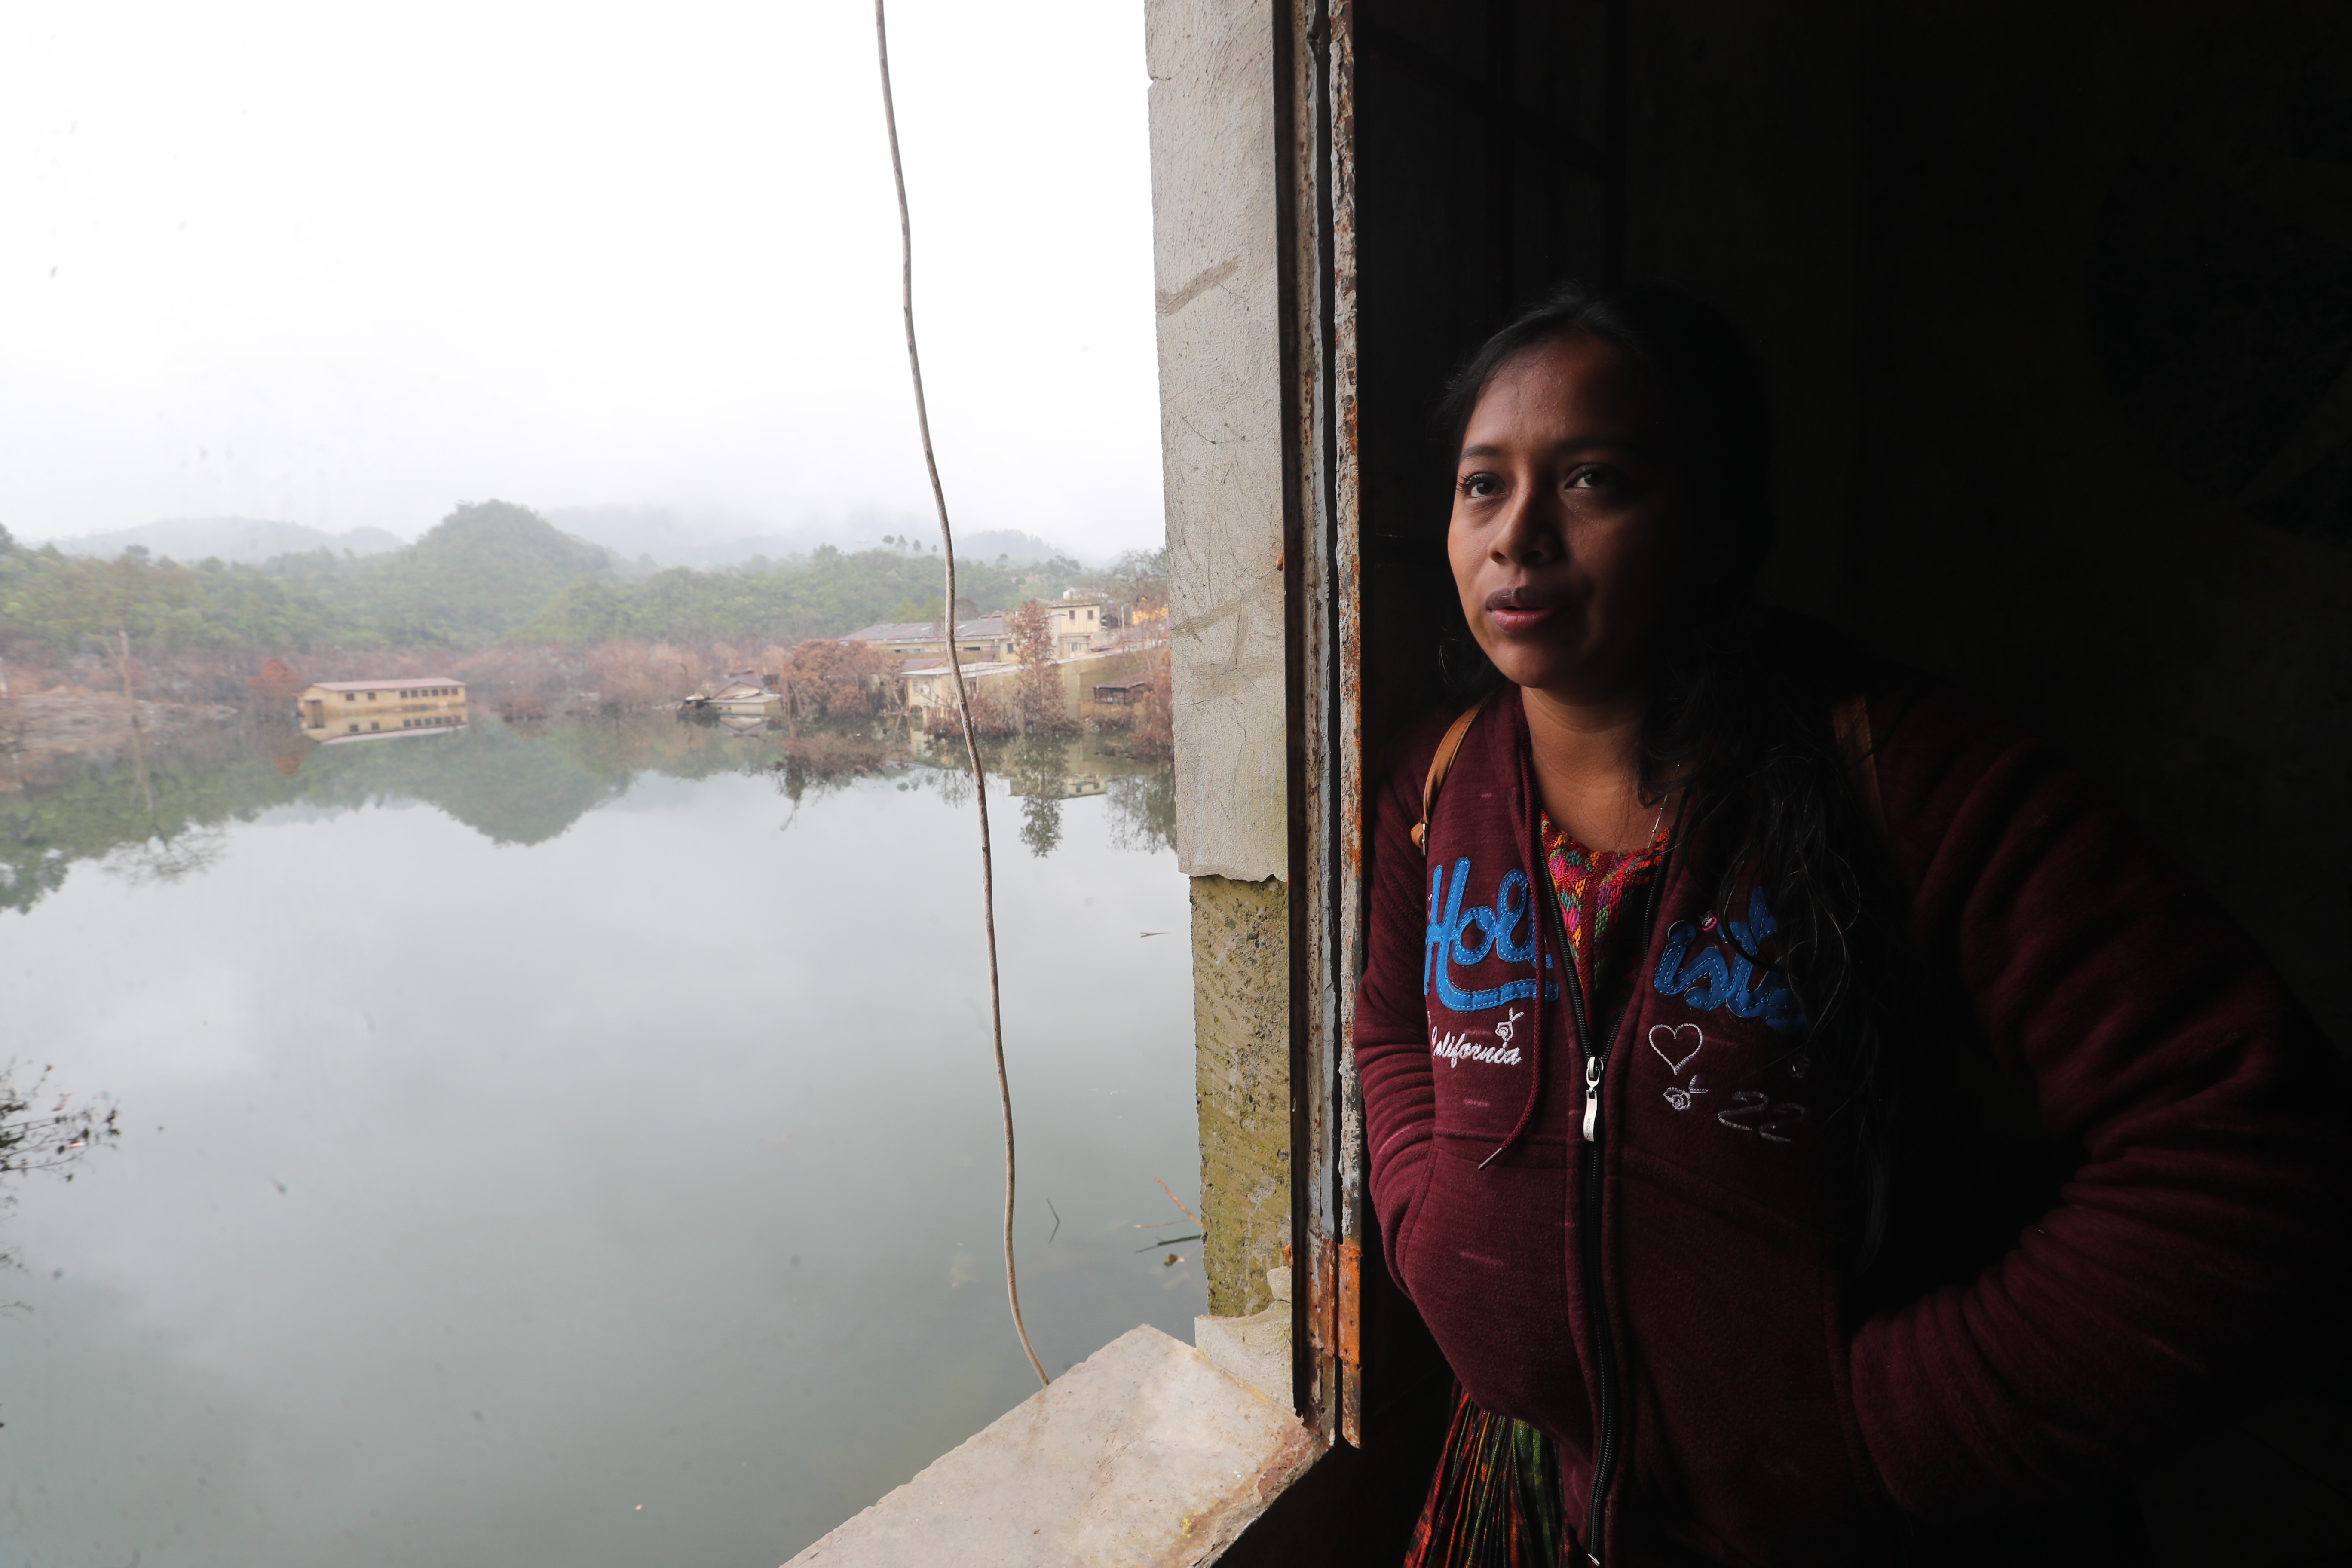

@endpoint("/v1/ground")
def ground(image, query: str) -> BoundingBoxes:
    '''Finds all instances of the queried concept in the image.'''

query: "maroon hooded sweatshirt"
[1353,674,2348,1566]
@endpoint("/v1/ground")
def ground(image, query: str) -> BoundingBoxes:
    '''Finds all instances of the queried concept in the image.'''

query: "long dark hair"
[1439,281,1916,1266]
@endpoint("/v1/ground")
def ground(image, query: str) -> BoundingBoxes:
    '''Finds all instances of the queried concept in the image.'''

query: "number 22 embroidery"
[1717,1090,1807,1143]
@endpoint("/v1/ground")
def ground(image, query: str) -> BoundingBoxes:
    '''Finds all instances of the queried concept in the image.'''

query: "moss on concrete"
[1191,874,1291,1317]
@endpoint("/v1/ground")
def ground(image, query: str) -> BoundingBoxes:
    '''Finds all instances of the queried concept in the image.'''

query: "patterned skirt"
[1403,1385,1568,1568]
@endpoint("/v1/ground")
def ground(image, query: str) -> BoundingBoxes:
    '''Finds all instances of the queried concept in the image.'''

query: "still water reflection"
[0,715,1200,1565]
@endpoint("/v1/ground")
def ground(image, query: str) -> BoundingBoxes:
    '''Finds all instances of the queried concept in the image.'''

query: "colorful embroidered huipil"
[1539,813,1669,1013]
[1402,1395,1566,1568]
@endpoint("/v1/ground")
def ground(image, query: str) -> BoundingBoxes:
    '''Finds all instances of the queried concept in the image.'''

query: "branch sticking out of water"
[1,1063,122,1272]
[1,1064,121,1184]
[1154,1176,1200,1228]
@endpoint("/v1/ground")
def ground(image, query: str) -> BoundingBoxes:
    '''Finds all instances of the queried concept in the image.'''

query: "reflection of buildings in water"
[716,714,769,737]
[300,679,469,743]
[316,716,469,746]
[1011,771,1108,800]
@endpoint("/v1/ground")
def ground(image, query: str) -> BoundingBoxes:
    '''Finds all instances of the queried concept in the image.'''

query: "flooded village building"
[843,615,1014,664]
[870,595,1158,727]
[898,658,1021,720]
[844,597,1112,666]
[681,669,781,717]
[298,679,468,743]
[1044,597,1106,657]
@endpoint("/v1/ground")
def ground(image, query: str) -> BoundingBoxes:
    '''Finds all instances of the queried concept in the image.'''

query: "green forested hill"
[0,503,1105,657]
[513,545,1083,644]
[310,500,616,645]
[0,500,608,653]
[0,533,342,651]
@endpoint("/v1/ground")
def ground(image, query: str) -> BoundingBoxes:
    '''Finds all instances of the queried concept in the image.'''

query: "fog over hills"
[28,505,1102,577]
[43,517,405,564]
[542,506,1081,569]
[947,528,1083,566]
[2,496,1148,665]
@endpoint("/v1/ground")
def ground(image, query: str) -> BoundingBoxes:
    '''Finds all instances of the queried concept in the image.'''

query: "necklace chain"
[1640,763,1682,849]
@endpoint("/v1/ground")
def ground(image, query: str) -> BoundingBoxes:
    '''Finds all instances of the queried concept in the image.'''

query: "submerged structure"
[299,678,469,743]
[682,671,783,717]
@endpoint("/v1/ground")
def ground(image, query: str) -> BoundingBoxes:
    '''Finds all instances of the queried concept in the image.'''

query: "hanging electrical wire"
[872,0,1050,1390]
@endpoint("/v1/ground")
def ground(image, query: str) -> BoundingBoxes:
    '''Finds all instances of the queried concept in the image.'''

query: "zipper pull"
[1583,1054,1604,1142]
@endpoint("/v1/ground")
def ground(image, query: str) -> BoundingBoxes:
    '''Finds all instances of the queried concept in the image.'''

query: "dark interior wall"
[1629,0,2352,1047]
[1840,1,2352,1050]
[1351,0,2352,1049]
[1353,0,1616,752]
[1622,0,1871,621]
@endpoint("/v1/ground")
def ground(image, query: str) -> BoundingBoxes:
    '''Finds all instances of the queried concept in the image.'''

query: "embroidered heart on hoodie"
[1648,1023,1705,1075]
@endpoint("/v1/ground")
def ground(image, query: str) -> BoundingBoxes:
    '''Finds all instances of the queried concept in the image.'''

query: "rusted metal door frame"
[1276,0,1628,1449]
[1278,0,1363,1448]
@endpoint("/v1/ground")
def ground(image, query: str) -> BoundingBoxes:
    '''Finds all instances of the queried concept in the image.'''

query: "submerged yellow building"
[299,679,469,743]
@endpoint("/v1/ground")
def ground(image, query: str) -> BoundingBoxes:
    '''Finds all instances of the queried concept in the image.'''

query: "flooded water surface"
[0,716,1200,1565]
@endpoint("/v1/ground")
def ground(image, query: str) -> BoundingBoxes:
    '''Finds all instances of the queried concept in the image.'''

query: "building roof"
[846,616,1008,644]
[308,678,465,692]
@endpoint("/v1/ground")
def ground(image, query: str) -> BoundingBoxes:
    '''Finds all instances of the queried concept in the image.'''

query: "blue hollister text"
[1651,888,1805,1032]
[1425,858,1558,1014]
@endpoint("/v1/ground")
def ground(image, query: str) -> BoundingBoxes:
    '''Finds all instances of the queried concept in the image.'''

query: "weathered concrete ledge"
[1194,1265,1292,1407]
[788,1326,1323,1567]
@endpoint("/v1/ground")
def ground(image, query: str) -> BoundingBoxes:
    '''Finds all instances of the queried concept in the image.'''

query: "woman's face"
[1447,334,1694,707]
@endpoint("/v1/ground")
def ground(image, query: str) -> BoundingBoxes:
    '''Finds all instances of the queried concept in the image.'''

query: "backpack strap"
[1832,692,1887,849]
[1412,690,1497,854]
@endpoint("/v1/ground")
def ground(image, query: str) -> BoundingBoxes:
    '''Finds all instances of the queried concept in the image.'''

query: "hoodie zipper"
[1546,824,1678,1567]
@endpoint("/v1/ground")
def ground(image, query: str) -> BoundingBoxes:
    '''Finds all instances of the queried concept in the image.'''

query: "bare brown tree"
[1007,600,1072,736]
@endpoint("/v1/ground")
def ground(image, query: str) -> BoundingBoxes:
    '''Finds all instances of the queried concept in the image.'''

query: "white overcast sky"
[0,0,1166,557]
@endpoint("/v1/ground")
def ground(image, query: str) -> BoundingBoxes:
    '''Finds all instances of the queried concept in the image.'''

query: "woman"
[1352,282,2347,1567]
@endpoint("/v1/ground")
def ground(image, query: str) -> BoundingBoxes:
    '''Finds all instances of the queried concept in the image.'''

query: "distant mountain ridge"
[1,498,1121,656]
[45,517,405,564]
[41,510,1084,571]
[543,506,1080,569]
